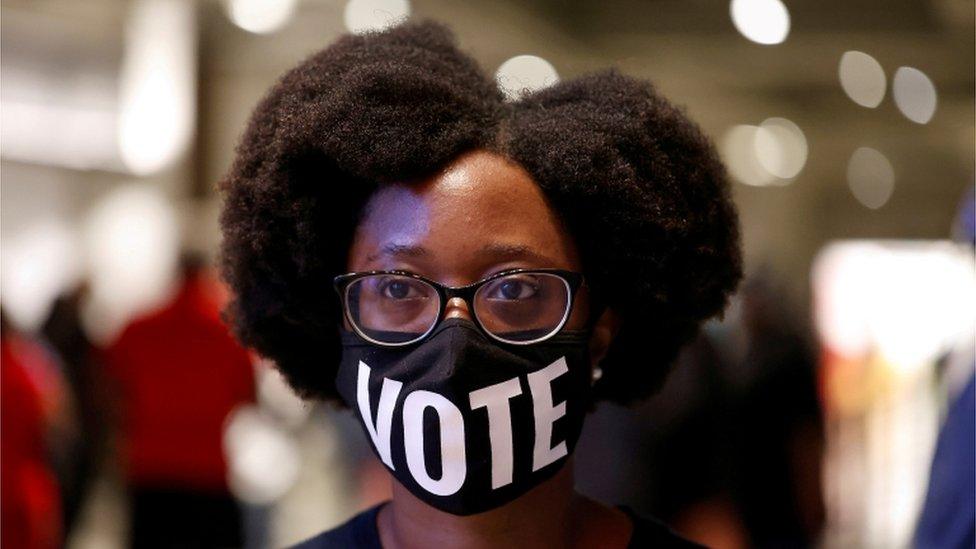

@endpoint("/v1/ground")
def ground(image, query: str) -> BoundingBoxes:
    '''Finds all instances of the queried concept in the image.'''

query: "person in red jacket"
[103,256,256,548]
[1,311,65,549]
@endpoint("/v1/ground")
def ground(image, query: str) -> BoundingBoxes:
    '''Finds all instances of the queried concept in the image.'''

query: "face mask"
[335,317,594,515]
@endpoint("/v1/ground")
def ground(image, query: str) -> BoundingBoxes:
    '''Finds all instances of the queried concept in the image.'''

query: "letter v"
[357,360,402,469]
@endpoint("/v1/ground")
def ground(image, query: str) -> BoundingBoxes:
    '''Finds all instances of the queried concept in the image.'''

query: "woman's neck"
[376,461,632,549]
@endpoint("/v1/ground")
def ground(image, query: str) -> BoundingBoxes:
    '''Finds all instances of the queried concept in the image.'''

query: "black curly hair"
[218,19,742,404]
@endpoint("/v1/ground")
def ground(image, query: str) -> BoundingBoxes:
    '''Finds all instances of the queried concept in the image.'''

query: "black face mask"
[336,317,593,516]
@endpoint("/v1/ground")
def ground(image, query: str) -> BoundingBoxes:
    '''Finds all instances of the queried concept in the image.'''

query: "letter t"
[469,377,522,489]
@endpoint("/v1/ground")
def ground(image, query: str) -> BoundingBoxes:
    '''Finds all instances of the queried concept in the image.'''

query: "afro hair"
[218,19,743,404]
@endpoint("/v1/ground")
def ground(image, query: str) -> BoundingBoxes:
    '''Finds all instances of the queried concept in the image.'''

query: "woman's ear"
[589,307,621,372]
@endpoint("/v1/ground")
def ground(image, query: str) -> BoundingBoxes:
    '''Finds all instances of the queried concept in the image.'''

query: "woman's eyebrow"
[478,243,557,264]
[366,242,428,263]
[366,242,557,264]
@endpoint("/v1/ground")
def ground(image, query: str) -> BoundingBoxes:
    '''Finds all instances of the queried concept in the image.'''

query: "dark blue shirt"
[291,502,703,548]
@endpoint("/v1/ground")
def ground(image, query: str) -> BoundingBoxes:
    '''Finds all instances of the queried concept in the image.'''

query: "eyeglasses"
[333,268,585,346]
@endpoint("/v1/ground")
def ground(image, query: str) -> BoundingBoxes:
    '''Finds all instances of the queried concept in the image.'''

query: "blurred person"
[575,331,747,548]
[719,275,824,547]
[103,254,256,548]
[1,310,68,549]
[913,189,976,549]
[576,273,824,549]
[41,281,108,539]
[218,20,742,548]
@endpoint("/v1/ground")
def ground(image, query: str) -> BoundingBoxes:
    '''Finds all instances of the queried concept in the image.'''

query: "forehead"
[347,149,580,283]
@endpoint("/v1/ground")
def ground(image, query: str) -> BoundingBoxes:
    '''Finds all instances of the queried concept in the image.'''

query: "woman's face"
[346,148,596,337]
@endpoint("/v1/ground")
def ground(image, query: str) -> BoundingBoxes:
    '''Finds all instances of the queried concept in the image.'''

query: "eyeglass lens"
[344,272,572,344]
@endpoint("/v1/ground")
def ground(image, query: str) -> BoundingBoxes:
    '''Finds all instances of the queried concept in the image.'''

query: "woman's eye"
[379,278,421,299]
[489,277,539,300]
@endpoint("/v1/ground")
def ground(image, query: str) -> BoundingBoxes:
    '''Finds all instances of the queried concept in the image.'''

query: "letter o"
[402,391,467,496]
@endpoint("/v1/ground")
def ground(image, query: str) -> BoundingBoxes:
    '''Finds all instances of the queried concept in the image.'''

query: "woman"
[219,19,742,548]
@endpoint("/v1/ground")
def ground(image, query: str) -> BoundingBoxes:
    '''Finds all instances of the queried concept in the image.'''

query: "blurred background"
[1,0,973,547]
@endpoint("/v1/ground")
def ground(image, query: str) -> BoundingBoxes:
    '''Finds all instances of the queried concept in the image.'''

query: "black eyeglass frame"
[333,268,586,347]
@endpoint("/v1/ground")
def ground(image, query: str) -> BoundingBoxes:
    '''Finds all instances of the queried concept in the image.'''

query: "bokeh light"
[495,55,559,101]
[847,147,895,209]
[870,248,976,368]
[812,245,874,359]
[83,184,180,343]
[892,67,937,124]
[0,220,83,330]
[224,0,297,34]
[838,51,886,108]
[1,101,118,172]
[118,0,195,176]
[344,0,411,34]
[224,405,302,505]
[723,119,807,186]
[724,125,776,186]
[814,241,976,368]
[257,363,312,429]
[729,0,790,45]
[755,117,808,179]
